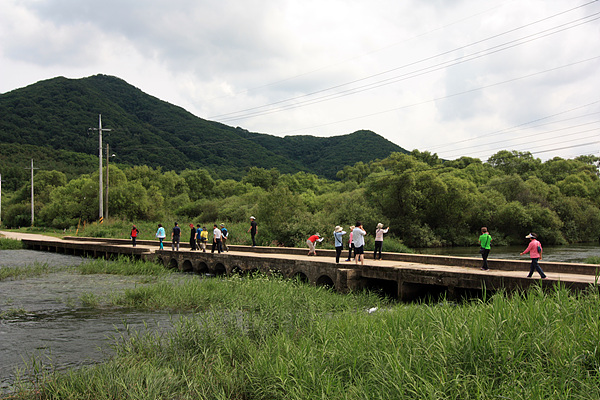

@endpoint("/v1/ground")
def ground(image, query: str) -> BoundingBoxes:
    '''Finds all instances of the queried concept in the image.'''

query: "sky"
[1,0,599,162]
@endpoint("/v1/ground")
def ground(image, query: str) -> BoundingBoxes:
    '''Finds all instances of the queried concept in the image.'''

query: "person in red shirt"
[306,233,324,256]
[130,225,139,247]
[520,233,547,279]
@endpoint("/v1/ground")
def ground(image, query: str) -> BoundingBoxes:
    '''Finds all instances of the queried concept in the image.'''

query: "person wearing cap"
[374,223,390,260]
[171,222,181,251]
[333,226,347,263]
[247,216,258,247]
[479,227,492,271]
[352,222,367,266]
[306,233,324,256]
[520,233,547,279]
[189,223,197,251]
[220,223,229,252]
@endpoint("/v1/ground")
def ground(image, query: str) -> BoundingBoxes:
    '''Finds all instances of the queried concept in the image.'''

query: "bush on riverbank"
[11,274,600,400]
[0,238,23,250]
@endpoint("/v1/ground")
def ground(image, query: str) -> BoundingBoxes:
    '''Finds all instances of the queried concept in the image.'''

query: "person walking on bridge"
[155,223,166,250]
[345,225,355,262]
[212,224,223,253]
[220,223,229,252]
[248,216,258,247]
[171,222,181,251]
[520,233,547,279]
[189,223,197,251]
[479,227,492,271]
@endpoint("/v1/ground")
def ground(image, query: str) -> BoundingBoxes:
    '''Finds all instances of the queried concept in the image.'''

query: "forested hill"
[0,74,407,181]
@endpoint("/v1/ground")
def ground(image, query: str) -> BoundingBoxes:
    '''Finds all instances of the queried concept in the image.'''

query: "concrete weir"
[21,236,600,301]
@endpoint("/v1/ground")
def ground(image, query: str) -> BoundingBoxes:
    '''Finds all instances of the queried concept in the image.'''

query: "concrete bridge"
[12,233,600,301]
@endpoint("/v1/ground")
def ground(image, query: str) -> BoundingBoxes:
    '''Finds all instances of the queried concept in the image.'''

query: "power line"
[209,3,600,122]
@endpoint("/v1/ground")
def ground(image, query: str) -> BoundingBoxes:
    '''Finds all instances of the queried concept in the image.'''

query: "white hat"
[250,216,255,220]
[334,226,343,232]
[525,233,536,239]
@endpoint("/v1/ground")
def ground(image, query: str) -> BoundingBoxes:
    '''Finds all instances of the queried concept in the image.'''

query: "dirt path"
[0,230,60,241]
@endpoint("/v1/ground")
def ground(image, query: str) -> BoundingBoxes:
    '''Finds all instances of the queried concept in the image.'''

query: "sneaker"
[480,268,489,271]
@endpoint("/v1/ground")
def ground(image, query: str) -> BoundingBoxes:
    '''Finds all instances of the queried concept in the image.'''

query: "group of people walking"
[307,222,390,265]
[479,227,547,279]
[153,222,229,253]
[143,218,548,279]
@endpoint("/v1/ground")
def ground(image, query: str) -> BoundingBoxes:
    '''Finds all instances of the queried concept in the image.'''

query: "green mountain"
[0,74,407,186]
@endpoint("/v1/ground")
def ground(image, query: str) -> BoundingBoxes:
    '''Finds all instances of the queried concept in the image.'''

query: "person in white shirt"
[374,223,390,260]
[212,224,222,254]
[352,222,367,265]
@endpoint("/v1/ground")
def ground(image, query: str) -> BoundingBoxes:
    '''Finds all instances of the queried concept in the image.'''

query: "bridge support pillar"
[336,269,362,293]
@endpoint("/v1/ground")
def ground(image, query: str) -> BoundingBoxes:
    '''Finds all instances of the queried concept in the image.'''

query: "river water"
[0,250,177,393]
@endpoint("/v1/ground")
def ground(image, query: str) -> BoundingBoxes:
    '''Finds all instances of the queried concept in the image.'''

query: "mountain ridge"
[0,74,408,181]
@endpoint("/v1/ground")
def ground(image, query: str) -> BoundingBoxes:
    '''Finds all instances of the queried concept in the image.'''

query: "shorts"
[354,245,364,254]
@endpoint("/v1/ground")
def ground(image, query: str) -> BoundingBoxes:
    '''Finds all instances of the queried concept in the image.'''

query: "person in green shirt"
[479,227,492,271]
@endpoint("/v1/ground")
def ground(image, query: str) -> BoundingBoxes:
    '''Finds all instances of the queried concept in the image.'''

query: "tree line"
[2,150,599,248]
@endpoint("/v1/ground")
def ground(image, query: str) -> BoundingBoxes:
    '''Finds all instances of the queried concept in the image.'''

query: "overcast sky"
[1,0,599,161]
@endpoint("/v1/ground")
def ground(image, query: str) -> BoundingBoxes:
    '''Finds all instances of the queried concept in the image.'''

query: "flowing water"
[0,250,177,393]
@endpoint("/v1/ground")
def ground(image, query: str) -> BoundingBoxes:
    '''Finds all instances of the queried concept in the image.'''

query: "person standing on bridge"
[520,233,547,279]
[352,222,367,266]
[307,233,324,256]
[479,227,492,271]
[248,216,258,247]
[345,225,355,262]
[130,225,139,247]
[212,224,223,254]
[189,223,197,251]
[155,223,166,250]
[171,222,181,251]
[333,226,346,263]
[221,223,229,252]
[374,223,389,260]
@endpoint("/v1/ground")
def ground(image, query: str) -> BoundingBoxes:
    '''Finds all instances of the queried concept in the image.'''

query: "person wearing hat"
[333,226,347,263]
[220,223,229,252]
[189,223,197,251]
[374,223,390,260]
[247,216,258,247]
[306,233,324,256]
[520,233,547,279]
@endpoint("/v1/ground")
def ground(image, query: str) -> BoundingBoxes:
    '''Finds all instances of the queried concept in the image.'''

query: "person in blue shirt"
[220,223,229,252]
[333,226,347,264]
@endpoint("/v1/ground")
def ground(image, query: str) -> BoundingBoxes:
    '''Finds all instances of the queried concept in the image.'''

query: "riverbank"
[3,253,600,399]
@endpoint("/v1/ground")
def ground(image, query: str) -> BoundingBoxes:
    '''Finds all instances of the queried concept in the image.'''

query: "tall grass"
[0,262,53,281]
[0,238,23,249]
[76,256,169,276]
[10,275,600,399]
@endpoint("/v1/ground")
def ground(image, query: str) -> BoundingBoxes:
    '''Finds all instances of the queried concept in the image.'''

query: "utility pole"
[0,173,3,226]
[89,115,111,220]
[24,159,38,226]
[105,144,115,220]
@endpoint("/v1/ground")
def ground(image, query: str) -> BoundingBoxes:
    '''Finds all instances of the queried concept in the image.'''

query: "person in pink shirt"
[520,233,547,279]
[345,225,355,261]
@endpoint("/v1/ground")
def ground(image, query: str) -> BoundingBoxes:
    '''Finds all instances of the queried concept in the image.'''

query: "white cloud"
[1,0,599,161]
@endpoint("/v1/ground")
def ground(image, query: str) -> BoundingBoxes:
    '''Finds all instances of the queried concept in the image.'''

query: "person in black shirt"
[171,222,181,251]
[189,223,197,250]
[247,216,258,247]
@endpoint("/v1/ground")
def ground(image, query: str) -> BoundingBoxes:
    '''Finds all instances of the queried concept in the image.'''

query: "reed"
[0,238,23,249]
[0,262,52,281]
[75,256,169,276]
[10,273,600,399]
